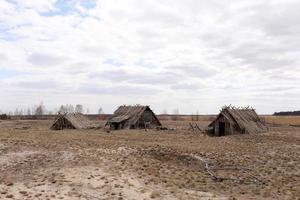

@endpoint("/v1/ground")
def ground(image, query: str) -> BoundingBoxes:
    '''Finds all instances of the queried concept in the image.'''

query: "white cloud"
[20,0,56,12]
[0,0,300,114]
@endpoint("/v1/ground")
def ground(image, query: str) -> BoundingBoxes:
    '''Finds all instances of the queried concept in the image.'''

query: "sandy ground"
[0,119,299,200]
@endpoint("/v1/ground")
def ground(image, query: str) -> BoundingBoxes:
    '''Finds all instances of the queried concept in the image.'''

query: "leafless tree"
[75,104,84,113]
[58,105,68,114]
[66,104,74,113]
[34,103,45,115]
[14,108,18,115]
[27,108,32,115]
[58,104,75,114]
[98,107,104,114]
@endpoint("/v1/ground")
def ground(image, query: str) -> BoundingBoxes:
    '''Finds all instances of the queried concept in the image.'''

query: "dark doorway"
[219,122,225,136]
[113,123,119,130]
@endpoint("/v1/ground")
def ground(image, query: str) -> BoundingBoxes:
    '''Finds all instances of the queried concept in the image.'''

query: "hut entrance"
[112,123,120,130]
[219,122,225,136]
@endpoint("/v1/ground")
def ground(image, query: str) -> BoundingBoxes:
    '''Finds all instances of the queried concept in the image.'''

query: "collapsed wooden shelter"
[50,113,97,130]
[0,114,9,120]
[106,105,162,130]
[208,106,268,136]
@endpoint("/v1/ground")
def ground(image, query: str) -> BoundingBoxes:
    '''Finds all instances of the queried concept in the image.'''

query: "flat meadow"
[0,116,299,200]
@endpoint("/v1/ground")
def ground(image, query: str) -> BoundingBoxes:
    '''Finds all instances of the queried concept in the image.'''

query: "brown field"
[263,115,300,126]
[0,116,299,200]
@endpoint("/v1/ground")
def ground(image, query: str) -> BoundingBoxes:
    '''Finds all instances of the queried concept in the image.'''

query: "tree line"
[0,102,105,116]
[273,111,300,116]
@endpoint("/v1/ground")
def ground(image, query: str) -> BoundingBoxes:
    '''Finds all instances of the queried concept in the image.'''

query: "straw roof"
[0,114,9,120]
[51,113,96,130]
[209,106,268,134]
[107,105,161,127]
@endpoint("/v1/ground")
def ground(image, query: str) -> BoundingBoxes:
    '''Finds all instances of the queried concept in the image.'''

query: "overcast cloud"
[0,0,300,114]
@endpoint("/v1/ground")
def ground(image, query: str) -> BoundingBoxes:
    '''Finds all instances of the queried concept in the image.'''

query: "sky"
[0,0,300,114]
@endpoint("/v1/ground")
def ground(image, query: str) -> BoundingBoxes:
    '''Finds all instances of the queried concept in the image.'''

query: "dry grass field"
[0,116,299,200]
[263,115,300,126]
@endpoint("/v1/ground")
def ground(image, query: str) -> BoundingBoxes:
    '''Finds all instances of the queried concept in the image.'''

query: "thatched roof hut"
[0,114,9,120]
[208,106,268,136]
[50,113,96,130]
[106,105,161,130]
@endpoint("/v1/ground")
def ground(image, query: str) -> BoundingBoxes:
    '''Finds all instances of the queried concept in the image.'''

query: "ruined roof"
[0,114,9,120]
[107,105,161,126]
[51,113,96,130]
[108,115,130,123]
[209,106,268,134]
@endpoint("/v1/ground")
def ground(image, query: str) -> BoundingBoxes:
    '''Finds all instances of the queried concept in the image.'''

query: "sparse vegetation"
[0,117,299,199]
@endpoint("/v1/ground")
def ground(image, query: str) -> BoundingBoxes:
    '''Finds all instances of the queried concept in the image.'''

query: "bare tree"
[58,104,75,114]
[86,108,90,114]
[66,104,74,113]
[98,107,104,114]
[75,104,83,113]
[173,108,180,114]
[27,108,32,115]
[14,108,18,115]
[34,103,45,115]
[58,105,67,114]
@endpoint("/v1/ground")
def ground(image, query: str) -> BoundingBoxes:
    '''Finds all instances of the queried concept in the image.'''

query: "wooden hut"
[0,114,9,120]
[106,105,162,130]
[50,113,96,130]
[208,106,268,136]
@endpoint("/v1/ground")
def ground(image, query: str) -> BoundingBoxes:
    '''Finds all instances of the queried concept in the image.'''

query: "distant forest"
[273,111,300,116]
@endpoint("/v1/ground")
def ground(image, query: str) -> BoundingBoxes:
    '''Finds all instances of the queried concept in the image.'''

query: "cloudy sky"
[0,0,300,114]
